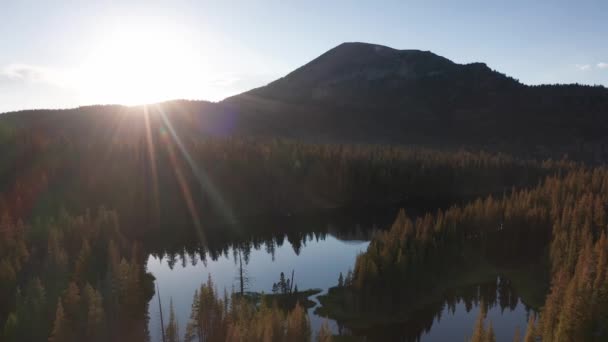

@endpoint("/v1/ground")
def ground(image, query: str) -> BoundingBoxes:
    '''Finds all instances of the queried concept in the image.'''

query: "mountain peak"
[332,41,398,51]
[235,42,508,106]
[330,42,446,59]
[316,42,452,68]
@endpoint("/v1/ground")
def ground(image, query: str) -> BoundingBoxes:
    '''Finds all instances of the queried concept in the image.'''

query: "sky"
[0,0,607,113]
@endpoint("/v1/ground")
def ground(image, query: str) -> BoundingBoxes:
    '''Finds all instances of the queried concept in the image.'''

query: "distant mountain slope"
[224,42,608,155]
[233,42,519,108]
[2,42,608,160]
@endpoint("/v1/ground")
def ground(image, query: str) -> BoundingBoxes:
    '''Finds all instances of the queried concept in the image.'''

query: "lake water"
[346,276,534,341]
[420,298,531,341]
[147,230,370,342]
[146,212,535,342]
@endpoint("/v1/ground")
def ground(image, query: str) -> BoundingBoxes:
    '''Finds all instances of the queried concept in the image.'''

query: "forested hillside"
[0,103,571,233]
[318,168,608,341]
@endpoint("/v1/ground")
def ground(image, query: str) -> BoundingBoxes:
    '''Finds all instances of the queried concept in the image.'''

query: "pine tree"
[62,282,81,320]
[18,278,48,341]
[74,239,91,285]
[286,302,310,341]
[49,300,72,342]
[470,304,487,342]
[513,326,521,342]
[185,276,227,342]
[523,314,536,342]
[539,271,567,341]
[184,289,199,342]
[2,313,17,342]
[485,322,496,342]
[83,284,105,341]
[0,259,16,313]
[166,298,179,342]
[555,278,584,341]
[317,320,333,342]
[279,272,287,294]
[338,272,344,287]
[345,269,354,286]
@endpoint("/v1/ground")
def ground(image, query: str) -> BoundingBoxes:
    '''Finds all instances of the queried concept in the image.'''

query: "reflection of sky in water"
[148,234,531,342]
[421,298,530,342]
[147,234,369,342]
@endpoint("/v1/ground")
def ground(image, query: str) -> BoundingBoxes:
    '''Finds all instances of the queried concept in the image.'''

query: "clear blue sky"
[1,0,607,113]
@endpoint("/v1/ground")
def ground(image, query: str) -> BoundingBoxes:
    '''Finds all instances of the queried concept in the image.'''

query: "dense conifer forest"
[0,107,572,230]
[318,168,608,341]
[0,105,603,342]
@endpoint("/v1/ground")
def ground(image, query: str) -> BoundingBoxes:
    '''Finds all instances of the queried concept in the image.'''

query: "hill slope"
[2,42,608,159]
[224,42,608,156]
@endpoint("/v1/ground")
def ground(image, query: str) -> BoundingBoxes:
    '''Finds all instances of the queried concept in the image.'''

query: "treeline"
[332,168,608,340]
[0,208,154,342]
[0,107,573,236]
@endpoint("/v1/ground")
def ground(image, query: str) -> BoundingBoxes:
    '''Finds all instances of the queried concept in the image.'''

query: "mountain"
[223,42,608,157]
[2,42,608,160]
[230,42,519,110]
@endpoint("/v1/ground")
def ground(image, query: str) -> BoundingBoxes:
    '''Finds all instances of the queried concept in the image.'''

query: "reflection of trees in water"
[149,229,329,269]
[345,277,534,342]
[327,224,379,242]
[314,227,548,341]
[146,210,388,268]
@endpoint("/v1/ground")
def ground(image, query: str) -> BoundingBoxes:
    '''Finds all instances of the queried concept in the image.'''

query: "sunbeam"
[143,105,160,223]
[154,103,238,242]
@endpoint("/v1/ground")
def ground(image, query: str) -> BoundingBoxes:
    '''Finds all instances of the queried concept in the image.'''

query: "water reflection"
[145,209,538,342]
[147,227,372,342]
[148,225,377,268]
[342,277,535,341]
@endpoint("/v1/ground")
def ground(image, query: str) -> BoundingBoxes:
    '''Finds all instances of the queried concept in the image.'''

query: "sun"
[75,25,206,106]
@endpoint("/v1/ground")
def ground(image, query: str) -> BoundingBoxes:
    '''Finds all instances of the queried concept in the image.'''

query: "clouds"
[0,63,84,113]
[0,63,69,87]
[575,62,608,71]
[3,64,49,82]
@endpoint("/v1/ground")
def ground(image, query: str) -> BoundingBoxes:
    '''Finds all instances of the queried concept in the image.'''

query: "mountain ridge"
[220,42,608,157]
[2,42,608,160]
[226,42,520,106]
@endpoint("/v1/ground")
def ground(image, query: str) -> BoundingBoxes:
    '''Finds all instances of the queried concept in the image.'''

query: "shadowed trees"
[320,167,608,340]
[0,209,154,342]
[183,274,311,342]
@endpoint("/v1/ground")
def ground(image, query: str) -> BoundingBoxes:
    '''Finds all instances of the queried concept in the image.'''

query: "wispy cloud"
[1,63,69,87]
[575,64,592,71]
[575,62,608,71]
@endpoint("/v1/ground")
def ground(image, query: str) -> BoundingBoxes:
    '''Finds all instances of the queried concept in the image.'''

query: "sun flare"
[75,26,206,105]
